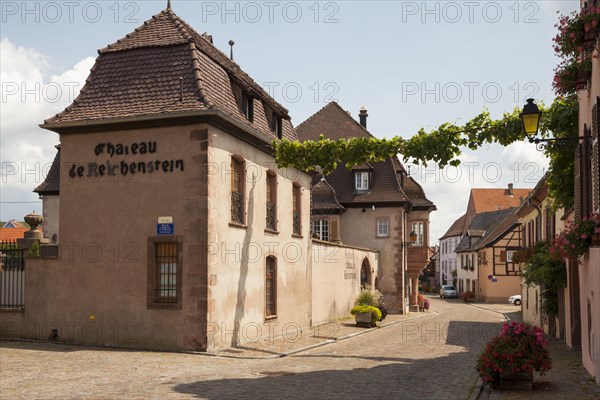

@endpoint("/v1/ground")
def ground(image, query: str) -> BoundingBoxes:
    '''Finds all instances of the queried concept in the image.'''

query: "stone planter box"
[354,312,372,327]
[496,370,533,391]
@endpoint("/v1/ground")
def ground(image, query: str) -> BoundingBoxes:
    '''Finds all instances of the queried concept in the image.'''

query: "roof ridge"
[295,102,336,135]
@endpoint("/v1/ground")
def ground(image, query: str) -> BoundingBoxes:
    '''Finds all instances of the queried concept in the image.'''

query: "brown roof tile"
[473,211,520,250]
[42,7,296,142]
[440,213,466,240]
[297,103,410,205]
[312,178,344,212]
[34,146,60,195]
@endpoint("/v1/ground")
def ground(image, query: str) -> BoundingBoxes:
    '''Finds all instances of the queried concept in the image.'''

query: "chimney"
[508,183,514,196]
[359,107,368,129]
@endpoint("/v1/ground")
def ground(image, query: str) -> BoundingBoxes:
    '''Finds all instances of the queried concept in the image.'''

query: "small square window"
[355,172,369,190]
[377,219,389,237]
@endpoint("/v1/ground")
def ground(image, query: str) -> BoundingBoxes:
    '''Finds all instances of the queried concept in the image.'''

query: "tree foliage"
[519,241,567,316]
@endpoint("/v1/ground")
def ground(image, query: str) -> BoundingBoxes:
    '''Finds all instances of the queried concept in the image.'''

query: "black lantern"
[520,98,542,141]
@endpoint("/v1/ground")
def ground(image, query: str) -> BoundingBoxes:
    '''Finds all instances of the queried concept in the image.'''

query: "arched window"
[360,258,371,288]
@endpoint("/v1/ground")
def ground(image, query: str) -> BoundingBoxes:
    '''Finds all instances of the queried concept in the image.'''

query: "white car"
[439,285,457,298]
[508,294,522,306]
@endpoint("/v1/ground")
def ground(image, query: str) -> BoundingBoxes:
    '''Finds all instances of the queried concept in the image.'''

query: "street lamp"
[520,98,592,151]
[520,98,542,142]
[402,230,418,247]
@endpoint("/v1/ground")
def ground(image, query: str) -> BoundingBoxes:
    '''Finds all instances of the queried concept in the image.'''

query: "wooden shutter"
[330,219,339,241]
[500,250,507,263]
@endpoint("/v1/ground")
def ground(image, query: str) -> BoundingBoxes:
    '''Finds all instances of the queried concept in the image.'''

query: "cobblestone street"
[1,297,505,399]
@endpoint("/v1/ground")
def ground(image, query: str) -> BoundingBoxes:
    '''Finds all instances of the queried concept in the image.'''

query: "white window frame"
[312,219,330,241]
[411,221,424,246]
[377,219,389,237]
[355,172,369,190]
[506,250,516,263]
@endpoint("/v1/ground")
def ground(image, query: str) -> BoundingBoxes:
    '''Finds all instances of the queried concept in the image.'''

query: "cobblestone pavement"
[471,303,600,400]
[1,297,504,400]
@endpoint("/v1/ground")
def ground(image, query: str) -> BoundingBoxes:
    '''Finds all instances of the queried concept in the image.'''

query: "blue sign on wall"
[157,223,174,235]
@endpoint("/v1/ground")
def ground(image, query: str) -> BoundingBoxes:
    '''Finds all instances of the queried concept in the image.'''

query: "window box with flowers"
[477,322,552,390]
[552,5,600,95]
[550,213,600,260]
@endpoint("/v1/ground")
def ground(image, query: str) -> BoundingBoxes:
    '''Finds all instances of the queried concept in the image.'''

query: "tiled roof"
[296,102,372,140]
[440,213,466,240]
[297,102,410,206]
[312,178,344,213]
[34,146,60,195]
[473,211,520,250]
[403,176,436,210]
[455,208,515,253]
[42,7,296,143]
[470,188,531,213]
[2,220,25,229]
[0,228,29,240]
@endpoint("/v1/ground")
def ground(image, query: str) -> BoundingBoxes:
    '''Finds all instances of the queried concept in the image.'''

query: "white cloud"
[413,144,547,245]
[0,37,94,220]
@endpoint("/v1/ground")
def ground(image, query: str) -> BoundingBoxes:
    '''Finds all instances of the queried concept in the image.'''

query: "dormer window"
[355,172,369,190]
[271,113,282,139]
[242,94,254,121]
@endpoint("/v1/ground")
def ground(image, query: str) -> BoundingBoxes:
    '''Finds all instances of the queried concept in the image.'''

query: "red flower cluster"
[477,322,552,386]
[550,213,600,260]
[552,5,599,95]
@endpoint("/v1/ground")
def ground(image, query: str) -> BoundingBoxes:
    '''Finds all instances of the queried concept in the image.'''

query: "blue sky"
[0,0,580,241]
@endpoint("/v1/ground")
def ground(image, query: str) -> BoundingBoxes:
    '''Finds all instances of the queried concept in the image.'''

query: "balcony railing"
[231,191,244,224]
[266,202,276,231]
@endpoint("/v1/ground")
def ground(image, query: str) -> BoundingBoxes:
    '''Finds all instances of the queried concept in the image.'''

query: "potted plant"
[417,294,426,311]
[477,321,552,390]
[351,289,385,327]
[461,291,476,302]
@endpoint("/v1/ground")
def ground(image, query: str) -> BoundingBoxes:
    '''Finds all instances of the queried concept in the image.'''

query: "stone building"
[0,5,379,351]
[296,102,436,313]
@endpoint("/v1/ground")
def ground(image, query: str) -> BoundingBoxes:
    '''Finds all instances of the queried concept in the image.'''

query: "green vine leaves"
[272,96,577,210]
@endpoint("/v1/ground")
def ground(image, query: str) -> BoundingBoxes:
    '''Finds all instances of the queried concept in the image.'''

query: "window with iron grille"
[266,256,277,318]
[266,171,277,231]
[231,156,245,224]
[148,238,181,309]
[292,184,301,235]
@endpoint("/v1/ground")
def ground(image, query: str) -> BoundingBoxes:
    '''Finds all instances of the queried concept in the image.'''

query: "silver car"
[439,285,457,298]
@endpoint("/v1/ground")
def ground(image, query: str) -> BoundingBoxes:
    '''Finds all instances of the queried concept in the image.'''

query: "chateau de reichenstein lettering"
[68,141,185,179]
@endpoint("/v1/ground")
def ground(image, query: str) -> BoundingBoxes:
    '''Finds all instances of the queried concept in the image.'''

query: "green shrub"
[350,305,382,326]
[354,288,383,307]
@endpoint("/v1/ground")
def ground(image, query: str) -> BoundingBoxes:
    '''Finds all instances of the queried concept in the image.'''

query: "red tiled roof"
[0,228,29,240]
[42,7,296,143]
[470,188,531,213]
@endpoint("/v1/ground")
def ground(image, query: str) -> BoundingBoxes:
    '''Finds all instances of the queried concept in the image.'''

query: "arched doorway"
[360,258,371,288]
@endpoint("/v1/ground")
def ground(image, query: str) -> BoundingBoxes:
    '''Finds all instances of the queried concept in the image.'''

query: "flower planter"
[497,370,533,391]
[354,312,373,327]
[417,300,425,311]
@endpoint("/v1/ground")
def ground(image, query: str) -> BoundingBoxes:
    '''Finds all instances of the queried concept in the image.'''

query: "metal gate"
[0,240,25,310]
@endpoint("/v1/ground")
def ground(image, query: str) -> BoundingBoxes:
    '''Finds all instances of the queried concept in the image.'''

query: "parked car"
[439,285,457,298]
[508,294,522,306]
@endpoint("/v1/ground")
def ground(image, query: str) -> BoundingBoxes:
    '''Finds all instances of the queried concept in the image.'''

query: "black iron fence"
[0,240,25,310]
